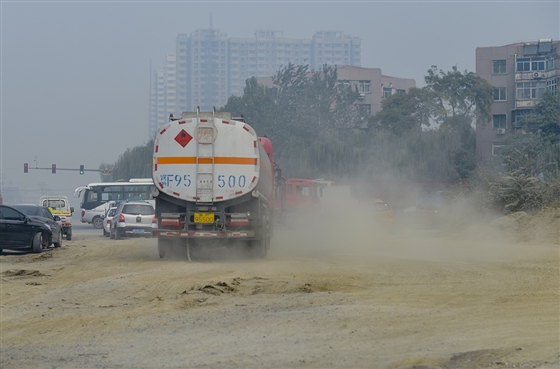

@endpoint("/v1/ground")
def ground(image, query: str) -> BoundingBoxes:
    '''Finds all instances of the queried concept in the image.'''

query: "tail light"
[81,210,85,217]
[118,214,125,223]
[228,218,249,227]
[152,216,157,224]
[107,220,111,225]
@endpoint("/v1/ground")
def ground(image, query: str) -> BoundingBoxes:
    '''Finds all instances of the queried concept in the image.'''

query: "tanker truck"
[151,111,276,260]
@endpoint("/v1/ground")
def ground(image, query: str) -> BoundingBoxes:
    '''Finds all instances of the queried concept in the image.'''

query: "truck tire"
[158,238,172,258]
[66,233,72,241]
[115,228,121,240]
[32,233,43,253]
[92,216,103,229]
[250,215,270,258]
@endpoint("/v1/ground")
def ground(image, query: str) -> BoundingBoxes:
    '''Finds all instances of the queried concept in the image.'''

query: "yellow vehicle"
[373,199,394,225]
[40,196,74,240]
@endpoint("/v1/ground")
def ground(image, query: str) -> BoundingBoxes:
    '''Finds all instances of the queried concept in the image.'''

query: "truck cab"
[39,196,74,240]
[284,178,323,213]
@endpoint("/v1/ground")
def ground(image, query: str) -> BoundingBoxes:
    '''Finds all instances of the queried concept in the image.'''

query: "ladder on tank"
[195,107,216,203]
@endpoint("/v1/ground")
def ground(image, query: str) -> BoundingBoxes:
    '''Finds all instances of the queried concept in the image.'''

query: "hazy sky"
[1,0,559,205]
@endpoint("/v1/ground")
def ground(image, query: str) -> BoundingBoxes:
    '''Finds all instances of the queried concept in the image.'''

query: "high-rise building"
[149,29,362,136]
[476,39,559,157]
[149,53,177,138]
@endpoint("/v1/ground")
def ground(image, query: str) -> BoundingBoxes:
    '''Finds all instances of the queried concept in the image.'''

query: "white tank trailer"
[151,111,275,260]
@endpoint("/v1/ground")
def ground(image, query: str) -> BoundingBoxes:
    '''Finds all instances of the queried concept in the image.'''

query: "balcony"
[515,69,556,81]
[515,100,538,109]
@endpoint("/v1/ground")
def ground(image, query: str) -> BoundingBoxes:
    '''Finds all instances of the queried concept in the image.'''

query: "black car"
[0,204,53,253]
[11,204,63,248]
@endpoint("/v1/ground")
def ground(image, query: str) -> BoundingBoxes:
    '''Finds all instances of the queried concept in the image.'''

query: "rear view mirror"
[70,207,74,213]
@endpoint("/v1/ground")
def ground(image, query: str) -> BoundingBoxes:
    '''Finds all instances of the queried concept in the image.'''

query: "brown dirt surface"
[1,187,558,369]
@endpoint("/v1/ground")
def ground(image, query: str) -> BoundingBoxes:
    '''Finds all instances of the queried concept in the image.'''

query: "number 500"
[217,175,247,188]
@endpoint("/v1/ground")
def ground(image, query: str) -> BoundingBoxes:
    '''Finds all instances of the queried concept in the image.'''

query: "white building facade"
[149,29,362,136]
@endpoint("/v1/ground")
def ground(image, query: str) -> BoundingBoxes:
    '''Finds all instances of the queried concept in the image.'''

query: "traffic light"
[24,163,28,173]
[52,164,56,174]
[79,165,84,175]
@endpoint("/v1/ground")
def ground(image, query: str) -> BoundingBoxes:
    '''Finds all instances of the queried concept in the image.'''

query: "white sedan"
[102,207,118,237]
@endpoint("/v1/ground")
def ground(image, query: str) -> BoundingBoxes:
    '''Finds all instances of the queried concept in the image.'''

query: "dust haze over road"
[1,186,558,369]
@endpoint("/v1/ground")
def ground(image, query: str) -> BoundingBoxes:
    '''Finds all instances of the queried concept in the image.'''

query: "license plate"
[132,229,145,233]
[194,212,214,224]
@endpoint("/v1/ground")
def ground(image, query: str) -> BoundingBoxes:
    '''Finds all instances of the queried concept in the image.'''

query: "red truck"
[283,178,324,213]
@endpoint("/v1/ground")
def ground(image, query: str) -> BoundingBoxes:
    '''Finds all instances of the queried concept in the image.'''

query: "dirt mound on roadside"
[490,208,560,243]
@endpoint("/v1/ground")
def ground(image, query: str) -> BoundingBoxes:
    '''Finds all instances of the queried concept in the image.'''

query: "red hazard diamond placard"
[175,129,193,148]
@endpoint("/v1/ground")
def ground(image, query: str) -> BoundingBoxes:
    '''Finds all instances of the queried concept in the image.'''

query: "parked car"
[11,204,63,248]
[103,206,118,237]
[110,201,156,240]
[0,204,52,253]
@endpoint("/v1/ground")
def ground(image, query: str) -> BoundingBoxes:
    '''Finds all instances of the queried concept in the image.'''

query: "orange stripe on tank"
[156,157,257,165]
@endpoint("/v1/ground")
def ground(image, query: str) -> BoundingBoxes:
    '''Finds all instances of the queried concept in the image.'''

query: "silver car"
[103,207,118,237]
[109,201,156,240]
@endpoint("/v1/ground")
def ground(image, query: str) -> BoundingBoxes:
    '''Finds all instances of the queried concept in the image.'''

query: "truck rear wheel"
[158,238,173,258]
[250,215,270,258]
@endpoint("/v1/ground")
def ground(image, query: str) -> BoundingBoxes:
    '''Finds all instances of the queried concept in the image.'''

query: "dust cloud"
[269,185,554,264]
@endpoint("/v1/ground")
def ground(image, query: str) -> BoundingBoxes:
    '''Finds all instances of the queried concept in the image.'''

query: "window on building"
[493,87,506,101]
[396,89,406,94]
[358,104,371,116]
[531,57,546,71]
[358,80,370,93]
[492,60,506,74]
[516,82,546,99]
[517,57,549,72]
[512,109,532,127]
[546,78,557,92]
[517,58,530,72]
[492,114,506,129]
[492,142,506,156]
[382,87,392,98]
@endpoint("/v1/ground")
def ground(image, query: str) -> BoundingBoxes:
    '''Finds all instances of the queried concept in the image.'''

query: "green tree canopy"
[424,65,493,129]
[521,91,560,145]
[368,87,432,135]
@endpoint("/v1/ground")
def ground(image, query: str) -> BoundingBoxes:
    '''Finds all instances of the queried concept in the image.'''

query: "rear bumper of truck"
[153,229,255,238]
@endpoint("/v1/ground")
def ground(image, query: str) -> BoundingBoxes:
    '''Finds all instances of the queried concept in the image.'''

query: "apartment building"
[149,53,177,138]
[256,65,415,118]
[337,66,415,116]
[149,29,362,136]
[475,39,559,157]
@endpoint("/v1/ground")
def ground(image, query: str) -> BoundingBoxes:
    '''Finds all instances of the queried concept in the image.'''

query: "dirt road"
[1,189,558,369]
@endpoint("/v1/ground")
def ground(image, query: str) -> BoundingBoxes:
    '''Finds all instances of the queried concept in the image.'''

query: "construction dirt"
[1,187,558,369]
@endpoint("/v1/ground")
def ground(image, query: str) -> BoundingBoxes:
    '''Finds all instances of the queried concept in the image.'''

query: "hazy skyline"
[1,0,559,207]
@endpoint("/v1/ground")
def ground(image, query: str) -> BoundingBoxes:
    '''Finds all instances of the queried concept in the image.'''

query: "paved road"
[71,222,103,236]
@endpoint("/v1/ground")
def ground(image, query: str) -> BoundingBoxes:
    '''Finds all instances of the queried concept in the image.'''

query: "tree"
[424,66,493,130]
[368,87,432,135]
[110,139,154,181]
[220,77,276,135]
[521,91,560,145]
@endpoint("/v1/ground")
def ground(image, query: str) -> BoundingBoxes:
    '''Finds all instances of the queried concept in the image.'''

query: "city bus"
[74,178,155,229]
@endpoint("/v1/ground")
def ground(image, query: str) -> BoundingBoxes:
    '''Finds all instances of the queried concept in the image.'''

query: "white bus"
[74,178,155,229]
